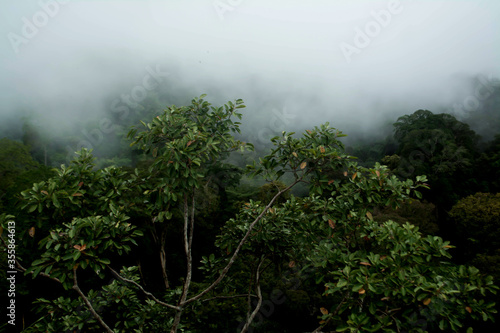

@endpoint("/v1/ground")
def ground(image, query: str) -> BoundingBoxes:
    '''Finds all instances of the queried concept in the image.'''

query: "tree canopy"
[0,98,498,332]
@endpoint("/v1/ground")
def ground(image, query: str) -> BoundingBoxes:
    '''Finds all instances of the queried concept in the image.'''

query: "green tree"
[393,110,480,209]
[1,98,497,333]
[449,193,500,260]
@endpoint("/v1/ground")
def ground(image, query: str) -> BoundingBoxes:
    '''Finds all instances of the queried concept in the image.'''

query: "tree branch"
[1,235,61,283]
[185,178,301,305]
[171,188,197,332]
[72,267,114,333]
[240,255,265,333]
[107,266,180,311]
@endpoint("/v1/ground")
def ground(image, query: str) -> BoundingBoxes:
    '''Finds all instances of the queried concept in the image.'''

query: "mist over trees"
[1,94,500,332]
[1,1,500,332]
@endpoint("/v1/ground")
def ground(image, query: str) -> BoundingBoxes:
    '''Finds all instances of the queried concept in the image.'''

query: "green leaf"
[44,264,53,275]
[73,251,81,261]
[32,258,46,266]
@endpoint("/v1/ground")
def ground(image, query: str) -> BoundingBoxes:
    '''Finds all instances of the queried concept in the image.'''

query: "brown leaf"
[343,171,348,177]
[78,182,84,187]
[366,211,373,221]
[300,162,307,169]
[319,146,325,153]
[465,306,472,313]
[187,140,195,147]
[320,307,329,315]
[352,172,357,180]
[28,226,35,237]
[423,298,431,305]
[360,262,371,266]
[328,179,335,185]
[375,170,380,177]
[72,193,83,197]
[73,244,87,251]
[381,296,390,301]
[380,256,387,261]
[152,147,158,157]
[288,261,296,268]
[358,288,366,294]
[328,219,335,229]
[41,190,48,195]
[292,152,298,157]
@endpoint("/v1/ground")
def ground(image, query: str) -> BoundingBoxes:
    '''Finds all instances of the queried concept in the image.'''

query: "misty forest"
[1,1,500,333]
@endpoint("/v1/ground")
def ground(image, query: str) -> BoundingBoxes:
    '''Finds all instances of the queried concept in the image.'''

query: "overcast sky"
[0,0,499,146]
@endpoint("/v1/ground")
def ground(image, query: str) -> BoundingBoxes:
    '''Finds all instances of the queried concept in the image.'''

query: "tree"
[1,97,497,332]
[392,110,481,210]
[449,193,500,260]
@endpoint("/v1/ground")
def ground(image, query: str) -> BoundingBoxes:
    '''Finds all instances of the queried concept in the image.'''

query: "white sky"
[0,0,499,141]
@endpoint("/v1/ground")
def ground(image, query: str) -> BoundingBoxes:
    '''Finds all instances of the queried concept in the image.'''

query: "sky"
[0,0,499,152]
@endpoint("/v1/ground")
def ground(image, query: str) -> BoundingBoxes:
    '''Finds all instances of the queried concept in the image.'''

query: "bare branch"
[72,267,114,333]
[185,178,301,305]
[240,256,265,333]
[107,266,180,311]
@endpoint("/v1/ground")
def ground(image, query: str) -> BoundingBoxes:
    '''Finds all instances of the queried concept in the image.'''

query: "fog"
[1,0,499,159]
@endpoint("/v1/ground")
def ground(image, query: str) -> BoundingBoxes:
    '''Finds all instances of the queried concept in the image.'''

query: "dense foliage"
[1,97,499,332]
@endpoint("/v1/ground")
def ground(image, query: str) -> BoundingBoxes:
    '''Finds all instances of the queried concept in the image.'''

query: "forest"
[1,85,500,332]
